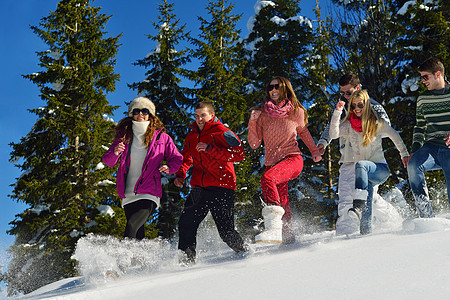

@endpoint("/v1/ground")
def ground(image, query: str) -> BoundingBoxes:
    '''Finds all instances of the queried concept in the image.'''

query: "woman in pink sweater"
[248,77,322,244]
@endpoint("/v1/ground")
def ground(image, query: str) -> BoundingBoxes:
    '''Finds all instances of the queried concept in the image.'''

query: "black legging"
[178,186,245,254]
[123,199,156,240]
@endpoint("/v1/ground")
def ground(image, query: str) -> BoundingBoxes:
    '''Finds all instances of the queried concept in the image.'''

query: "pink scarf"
[349,113,362,132]
[264,98,293,118]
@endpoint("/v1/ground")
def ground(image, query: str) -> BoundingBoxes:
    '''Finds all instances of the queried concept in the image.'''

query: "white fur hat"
[128,97,156,117]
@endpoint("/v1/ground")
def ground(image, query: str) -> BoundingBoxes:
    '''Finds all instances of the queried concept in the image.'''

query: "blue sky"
[0,0,318,254]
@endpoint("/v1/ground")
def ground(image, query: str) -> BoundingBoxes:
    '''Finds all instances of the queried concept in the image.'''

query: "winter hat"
[128,97,156,117]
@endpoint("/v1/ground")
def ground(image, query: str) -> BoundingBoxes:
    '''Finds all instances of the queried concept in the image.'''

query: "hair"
[418,57,445,75]
[264,76,309,124]
[195,101,215,114]
[342,89,380,147]
[339,72,360,87]
[115,115,165,148]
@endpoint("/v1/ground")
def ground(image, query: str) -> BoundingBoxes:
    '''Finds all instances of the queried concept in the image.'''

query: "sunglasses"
[351,103,364,109]
[340,91,353,96]
[420,73,433,82]
[132,108,150,116]
[268,84,280,91]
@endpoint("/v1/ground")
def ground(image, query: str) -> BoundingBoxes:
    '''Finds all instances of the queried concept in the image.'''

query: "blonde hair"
[265,76,308,124]
[342,90,380,147]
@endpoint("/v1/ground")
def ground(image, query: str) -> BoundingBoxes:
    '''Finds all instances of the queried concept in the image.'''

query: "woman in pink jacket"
[248,77,322,244]
[103,97,182,239]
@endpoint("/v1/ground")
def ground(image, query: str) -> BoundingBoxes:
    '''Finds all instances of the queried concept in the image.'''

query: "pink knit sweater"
[248,108,320,166]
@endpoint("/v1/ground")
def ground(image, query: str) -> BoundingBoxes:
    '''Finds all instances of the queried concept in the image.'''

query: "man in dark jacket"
[174,101,247,265]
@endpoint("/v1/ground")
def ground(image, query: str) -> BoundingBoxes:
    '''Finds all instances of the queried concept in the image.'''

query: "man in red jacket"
[174,101,247,265]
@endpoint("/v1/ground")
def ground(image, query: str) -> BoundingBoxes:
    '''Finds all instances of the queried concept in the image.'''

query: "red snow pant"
[261,154,303,238]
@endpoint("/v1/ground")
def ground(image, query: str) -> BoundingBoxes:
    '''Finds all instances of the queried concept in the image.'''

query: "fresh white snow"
[11,212,450,300]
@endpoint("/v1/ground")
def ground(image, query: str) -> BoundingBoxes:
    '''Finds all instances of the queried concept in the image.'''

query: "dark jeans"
[123,199,156,240]
[178,186,245,255]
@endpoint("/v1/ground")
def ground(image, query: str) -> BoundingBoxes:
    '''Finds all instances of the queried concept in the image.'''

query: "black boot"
[179,247,196,266]
[348,199,365,224]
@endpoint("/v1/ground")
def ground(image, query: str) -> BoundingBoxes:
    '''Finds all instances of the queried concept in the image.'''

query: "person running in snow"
[103,97,183,240]
[405,57,450,218]
[317,72,391,235]
[248,76,322,244]
[330,89,409,235]
[174,101,247,265]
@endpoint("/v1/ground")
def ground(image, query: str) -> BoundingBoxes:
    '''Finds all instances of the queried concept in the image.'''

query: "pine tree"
[187,0,248,129]
[327,0,449,209]
[294,1,340,230]
[329,0,413,194]
[5,0,122,295]
[185,0,261,238]
[128,0,192,240]
[244,0,313,90]
[128,0,192,145]
[390,0,450,211]
[243,0,337,231]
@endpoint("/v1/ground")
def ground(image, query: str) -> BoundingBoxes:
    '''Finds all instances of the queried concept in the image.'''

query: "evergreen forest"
[2,0,449,295]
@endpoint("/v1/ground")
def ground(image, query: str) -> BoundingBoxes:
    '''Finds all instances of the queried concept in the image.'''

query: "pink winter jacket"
[102,129,183,199]
[248,107,320,166]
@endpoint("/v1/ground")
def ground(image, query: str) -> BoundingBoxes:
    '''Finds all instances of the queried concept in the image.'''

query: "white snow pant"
[336,163,401,234]
[336,162,359,235]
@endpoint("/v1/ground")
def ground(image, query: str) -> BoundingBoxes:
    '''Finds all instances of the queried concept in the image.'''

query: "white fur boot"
[255,205,285,243]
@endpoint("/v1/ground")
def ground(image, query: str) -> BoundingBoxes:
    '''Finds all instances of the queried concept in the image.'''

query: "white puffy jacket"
[329,110,409,163]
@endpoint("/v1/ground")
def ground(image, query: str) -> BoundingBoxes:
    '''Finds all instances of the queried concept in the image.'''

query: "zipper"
[198,131,205,187]
[123,135,133,192]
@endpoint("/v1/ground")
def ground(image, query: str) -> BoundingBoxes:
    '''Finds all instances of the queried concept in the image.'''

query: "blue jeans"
[407,143,450,218]
[355,161,390,234]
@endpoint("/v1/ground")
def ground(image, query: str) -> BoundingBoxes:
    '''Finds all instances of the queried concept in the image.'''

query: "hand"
[312,154,322,162]
[114,142,125,156]
[317,143,325,155]
[402,156,410,168]
[196,142,209,152]
[174,177,185,188]
[403,152,414,167]
[159,164,170,174]
[336,101,345,111]
[445,133,450,147]
[250,110,262,121]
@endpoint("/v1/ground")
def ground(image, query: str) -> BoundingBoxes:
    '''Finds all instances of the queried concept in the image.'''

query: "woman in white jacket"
[330,90,409,235]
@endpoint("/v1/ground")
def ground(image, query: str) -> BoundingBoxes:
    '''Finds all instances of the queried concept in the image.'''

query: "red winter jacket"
[176,117,245,190]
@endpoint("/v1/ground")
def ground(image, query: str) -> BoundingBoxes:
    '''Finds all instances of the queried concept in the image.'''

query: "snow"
[94,163,105,170]
[97,179,115,186]
[96,205,115,217]
[29,205,50,216]
[70,230,83,238]
[51,80,64,92]
[10,207,450,300]
[398,0,416,15]
[253,0,275,15]
[270,16,286,26]
[2,173,447,300]
[102,114,114,123]
[401,76,420,94]
[397,0,435,15]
